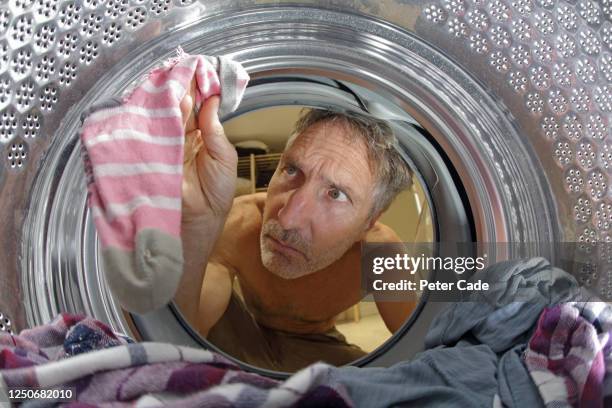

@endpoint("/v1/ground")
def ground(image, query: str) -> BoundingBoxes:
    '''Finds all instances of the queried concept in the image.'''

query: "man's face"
[260,120,377,279]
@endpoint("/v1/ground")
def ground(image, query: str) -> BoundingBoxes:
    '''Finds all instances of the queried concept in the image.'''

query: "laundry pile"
[1,258,610,407]
[325,257,612,408]
[525,302,612,407]
[0,314,352,407]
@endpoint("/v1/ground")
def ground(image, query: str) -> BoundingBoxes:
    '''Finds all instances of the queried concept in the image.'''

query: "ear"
[367,212,382,232]
[359,211,382,240]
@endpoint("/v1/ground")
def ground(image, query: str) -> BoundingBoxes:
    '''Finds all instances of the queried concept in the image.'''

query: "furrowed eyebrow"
[329,181,355,203]
[281,152,359,203]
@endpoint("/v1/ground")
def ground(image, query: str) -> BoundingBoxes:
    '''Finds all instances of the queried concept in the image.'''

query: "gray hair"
[287,108,413,220]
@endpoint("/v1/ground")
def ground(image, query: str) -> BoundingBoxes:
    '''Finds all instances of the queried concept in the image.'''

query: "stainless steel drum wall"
[0,1,605,348]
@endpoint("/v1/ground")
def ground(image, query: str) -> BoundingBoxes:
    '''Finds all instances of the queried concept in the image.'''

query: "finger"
[180,79,199,132]
[183,129,201,164]
[179,93,193,129]
[197,96,232,159]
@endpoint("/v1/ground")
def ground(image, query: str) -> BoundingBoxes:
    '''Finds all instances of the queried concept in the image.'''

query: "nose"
[277,186,314,234]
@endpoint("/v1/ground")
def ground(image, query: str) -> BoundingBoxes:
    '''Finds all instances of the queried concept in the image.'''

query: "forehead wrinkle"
[284,121,375,199]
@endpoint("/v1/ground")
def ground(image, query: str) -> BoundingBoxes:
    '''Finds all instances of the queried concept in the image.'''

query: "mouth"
[264,234,305,258]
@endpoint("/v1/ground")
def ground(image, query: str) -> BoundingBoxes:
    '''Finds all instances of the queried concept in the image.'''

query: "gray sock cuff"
[103,229,183,314]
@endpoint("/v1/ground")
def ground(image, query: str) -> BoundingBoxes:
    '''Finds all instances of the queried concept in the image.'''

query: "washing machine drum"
[0,0,609,374]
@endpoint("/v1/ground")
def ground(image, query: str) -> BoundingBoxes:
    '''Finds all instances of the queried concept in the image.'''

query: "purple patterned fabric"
[524,302,612,408]
[0,313,353,407]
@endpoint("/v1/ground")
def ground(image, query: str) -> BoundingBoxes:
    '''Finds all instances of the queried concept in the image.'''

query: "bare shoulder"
[209,193,265,266]
[223,192,266,233]
[366,222,402,243]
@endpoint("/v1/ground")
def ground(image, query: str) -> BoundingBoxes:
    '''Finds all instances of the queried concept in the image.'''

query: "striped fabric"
[79,50,249,314]
[0,313,353,407]
[525,302,612,408]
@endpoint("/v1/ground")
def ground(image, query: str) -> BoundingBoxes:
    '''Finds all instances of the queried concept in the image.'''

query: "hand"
[180,81,237,222]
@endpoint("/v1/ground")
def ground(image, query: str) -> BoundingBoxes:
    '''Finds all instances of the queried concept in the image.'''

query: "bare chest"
[234,248,363,330]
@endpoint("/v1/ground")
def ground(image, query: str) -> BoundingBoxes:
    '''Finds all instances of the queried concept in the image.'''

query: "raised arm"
[174,86,238,324]
[367,223,418,334]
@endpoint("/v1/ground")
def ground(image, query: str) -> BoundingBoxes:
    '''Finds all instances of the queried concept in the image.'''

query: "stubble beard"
[259,219,354,279]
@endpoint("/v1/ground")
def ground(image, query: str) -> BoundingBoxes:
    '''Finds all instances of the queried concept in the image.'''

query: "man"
[175,91,416,371]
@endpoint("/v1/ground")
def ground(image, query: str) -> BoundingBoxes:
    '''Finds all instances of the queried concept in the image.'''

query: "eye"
[283,164,298,176]
[328,188,349,202]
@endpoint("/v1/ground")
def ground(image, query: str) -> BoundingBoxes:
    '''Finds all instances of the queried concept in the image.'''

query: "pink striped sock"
[80,51,249,313]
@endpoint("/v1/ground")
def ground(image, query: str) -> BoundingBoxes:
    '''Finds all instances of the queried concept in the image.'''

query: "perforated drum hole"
[574,195,593,223]
[565,166,585,194]
[424,4,447,24]
[0,108,18,143]
[0,10,11,36]
[83,0,102,9]
[126,7,147,30]
[555,34,578,59]
[510,44,531,68]
[593,85,612,112]
[34,54,56,84]
[553,138,573,168]
[58,60,77,86]
[575,58,598,84]
[599,54,612,82]
[39,83,58,111]
[468,32,489,54]
[529,65,552,90]
[21,109,42,138]
[10,0,34,11]
[533,10,555,35]
[489,50,510,72]
[525,91,544,114]
[487,0,510,22]
[533,38,554,64]
[589,110,607,141]
[600,141,612,170]
[102,22,122,46]
[570,87,591,112]
[489,25,511,48]
[33,23,57,53]
[510,18,532,42]
[79,40,99,65]
[9,14,34,46]
[547,88,568,114]
[447,17,469,38]
[586,168,608,200]
[58,1,82,29]
[552,61,575,88]
[0,41,9,74]
[541,116,560,139]
[34,0,59,21]
[576,139,597,170]
[512,0,534,16]
[15,79,37,111]
[7,140,28,170]
[594,202,612,231]
[57,31,78,59]
[80,12,104,38]
[104,0,128,19]
[507,70,528,93]
[0,75,13,110]
[10,46,34,80]
[562,113,584,141]
[579,0,604,26]
[556,5,578,32]
[466,8,490,32]
[151,0,172,16]
[0,312,13,334]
